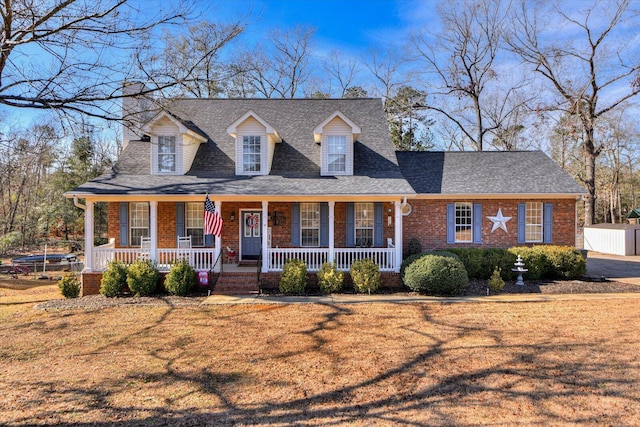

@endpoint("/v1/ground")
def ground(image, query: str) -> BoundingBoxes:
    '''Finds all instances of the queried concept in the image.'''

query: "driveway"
[586,252,640,285]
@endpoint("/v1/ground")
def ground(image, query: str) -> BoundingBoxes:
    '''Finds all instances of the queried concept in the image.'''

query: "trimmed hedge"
[400,250,460,280]
[317,262,343,294]
[446,248,515,280]
[127,259,159,297]
[403,255,468,296]
[280,259,307,294]
[164,259,197,296]
[100,260,128,297]
[350,258,381,293]
[508,245,586,280]
[58,274,81,298]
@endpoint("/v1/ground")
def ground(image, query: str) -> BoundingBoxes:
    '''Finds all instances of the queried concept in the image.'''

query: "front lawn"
[0,282,639,425]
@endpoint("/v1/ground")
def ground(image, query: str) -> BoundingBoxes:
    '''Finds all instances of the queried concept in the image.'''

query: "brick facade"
[401,198,576,254]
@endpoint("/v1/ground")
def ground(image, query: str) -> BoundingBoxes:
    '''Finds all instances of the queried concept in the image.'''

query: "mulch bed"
[32,278,640,311]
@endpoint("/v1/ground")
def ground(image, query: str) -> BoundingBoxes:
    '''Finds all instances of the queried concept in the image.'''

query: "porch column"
[262,201,269,273]
[84,200,94,272]
[149,201,158,263]
[214,200,222,272]
[394,200,402,273]
[328,201,335,264]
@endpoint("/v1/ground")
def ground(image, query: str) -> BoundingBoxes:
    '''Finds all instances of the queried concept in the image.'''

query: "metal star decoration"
[487,208,512,233]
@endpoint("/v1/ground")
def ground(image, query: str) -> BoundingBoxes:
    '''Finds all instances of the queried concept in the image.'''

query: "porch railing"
[267,247,396,272]
[93,247,218,272]
[92,246,397,273]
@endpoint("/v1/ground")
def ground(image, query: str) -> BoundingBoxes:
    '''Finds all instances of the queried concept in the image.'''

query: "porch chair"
[139,236,152,261]
[177,235,192,264]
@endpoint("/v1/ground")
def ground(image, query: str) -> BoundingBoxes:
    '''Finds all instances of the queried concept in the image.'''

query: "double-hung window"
[243,135,261,172]
[186,202,204,246]
[355,202,374,247]
[158,136,176,172]
[130,202,149,246]
[327,135,346,173]
[455,202,473,243]
[525,202,543,242]
[300,203,320,247]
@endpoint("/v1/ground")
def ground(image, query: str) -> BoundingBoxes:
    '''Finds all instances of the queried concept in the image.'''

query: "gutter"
[73,197,86,211]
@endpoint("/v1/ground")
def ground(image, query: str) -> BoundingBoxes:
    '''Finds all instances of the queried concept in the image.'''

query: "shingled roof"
[396,150,585,195]
[72,98,414,197]
[68,98,584,199]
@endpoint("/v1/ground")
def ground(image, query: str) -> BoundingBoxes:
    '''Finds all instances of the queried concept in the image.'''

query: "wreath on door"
[246,214,259,229]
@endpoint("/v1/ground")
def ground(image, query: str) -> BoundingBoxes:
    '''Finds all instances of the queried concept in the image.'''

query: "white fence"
[267,247,396,272]
[93,247,218,271]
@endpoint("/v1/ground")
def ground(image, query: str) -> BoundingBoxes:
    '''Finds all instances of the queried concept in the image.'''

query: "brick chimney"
[122,81,154,147]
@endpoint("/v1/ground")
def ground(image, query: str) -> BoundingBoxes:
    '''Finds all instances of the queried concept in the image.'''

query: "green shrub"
[540,245,586,279]
[279,259,307,294]
[407,238,422,256]
[317,262,343,294]
[508,247,547,280]
[58,274,81,298]
[401,250,459,280]
[488,267,505,293]
[447,248,484,279]
[482,248,517,280]
[403,255,468,296]
[164,259,197,296]
[0,231,21,255]
[127,259,159,297]
[350,258,381,293]
[100,260,128,297]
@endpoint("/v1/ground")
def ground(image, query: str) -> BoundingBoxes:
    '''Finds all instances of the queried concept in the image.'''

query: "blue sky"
[209,0,436,54]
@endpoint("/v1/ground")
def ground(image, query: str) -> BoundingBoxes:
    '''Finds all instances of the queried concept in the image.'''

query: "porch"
[91,244,398,273]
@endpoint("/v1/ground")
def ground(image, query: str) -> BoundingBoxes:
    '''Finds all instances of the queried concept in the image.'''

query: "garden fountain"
[512,255,528,286]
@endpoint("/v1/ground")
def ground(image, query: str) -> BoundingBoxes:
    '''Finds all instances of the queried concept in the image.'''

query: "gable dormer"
[227,110,281,176]
[142,112,208,175]
[315,111,361,176]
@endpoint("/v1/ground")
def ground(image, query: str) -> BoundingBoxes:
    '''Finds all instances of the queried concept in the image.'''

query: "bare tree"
[412,0,533,151]
[323,50,359,97]
[234,26,315,98]
[0,0,193,118]
[157,20,246,98]
[507,0,640,225]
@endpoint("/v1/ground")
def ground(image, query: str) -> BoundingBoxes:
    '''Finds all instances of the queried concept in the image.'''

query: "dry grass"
[1,280,639,426]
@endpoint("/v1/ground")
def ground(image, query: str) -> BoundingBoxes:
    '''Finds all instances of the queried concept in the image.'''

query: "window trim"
[242,135,261,173]
[327,135,347,173]
[129,202,149,247]
[300,202,320,247]
[157,135,176,173]
[355,202,374,247]
[185,202,204,247]
[455,202,473,243]
[525,201,543,243]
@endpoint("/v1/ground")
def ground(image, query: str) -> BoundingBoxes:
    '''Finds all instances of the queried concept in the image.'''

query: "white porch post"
[149,201,158,263]
[394,200,403,273]
[328,201,335,264]
[84,200,94,272]
[214,200,222,272]
[262,201,269,273]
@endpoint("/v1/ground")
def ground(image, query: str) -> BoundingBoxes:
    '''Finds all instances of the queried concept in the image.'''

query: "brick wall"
[402,198,577,254]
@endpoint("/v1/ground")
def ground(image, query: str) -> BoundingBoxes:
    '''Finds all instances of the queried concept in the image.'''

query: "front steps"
[212,271,260,295]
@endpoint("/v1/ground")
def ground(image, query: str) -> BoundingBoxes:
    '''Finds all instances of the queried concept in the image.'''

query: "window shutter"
[176,203,185,245]
[291,203,300,246]
[374,202,384,247]
[446,204,455,244]
[517,203,526,244]
[473,203,482,244]
[204,234,213,247]
[320,203,329,247]
[543,203,553,243]
[346,203,355,247]
[119,202,129,246]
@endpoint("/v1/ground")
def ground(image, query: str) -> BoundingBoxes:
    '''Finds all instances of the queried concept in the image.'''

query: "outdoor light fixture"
[230,211,235,222]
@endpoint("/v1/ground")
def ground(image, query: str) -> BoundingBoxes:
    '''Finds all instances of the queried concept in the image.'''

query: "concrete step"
[213,272,260,295]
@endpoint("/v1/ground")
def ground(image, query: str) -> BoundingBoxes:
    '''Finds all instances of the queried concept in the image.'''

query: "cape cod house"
[66,89,585,295]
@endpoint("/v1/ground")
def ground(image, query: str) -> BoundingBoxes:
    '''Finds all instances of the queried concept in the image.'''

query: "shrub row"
[279,258,380,295]
[404,254,468,296]
[403,246,585,282]
[99,258,197,297]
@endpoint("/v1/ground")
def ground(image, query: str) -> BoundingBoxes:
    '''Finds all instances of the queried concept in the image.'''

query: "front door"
[241,211,262,260]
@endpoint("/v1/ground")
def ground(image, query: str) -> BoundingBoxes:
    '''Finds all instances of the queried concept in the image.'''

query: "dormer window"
[228,110,281,176]
[243,135,262,173]
[158,136,176,172]
[328,135,346,173]
[315,111,360,176]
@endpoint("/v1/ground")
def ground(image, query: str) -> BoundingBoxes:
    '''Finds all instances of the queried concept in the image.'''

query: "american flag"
[204,194,223,237]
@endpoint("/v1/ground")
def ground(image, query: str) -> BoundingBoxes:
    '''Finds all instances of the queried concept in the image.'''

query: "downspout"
[73,196,86,211]
[401,196,408,210]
